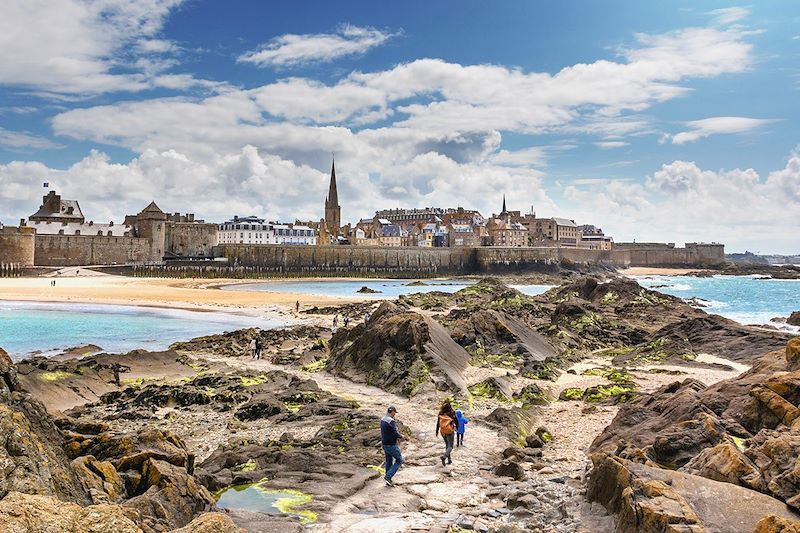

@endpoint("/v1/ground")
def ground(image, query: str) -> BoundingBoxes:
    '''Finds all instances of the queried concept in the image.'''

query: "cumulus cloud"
[238,24,398,68]
[664,116,777,144]
[0,0,212,95]
[563,150,800,253]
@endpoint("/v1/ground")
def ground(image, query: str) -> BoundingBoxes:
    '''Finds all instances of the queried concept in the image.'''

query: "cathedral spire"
[502,194,507,215]
[328,157,338,207]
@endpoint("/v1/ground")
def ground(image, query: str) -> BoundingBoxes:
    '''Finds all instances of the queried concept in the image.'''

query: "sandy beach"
[0,274,360,312]
[619,266,698,276]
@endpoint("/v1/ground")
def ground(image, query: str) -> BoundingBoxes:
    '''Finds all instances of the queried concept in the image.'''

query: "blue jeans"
[383,444,403,480]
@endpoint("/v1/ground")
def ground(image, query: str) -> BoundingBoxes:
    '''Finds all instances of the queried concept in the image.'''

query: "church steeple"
[502,194,507,215]
[324,156,341,240]
[327,157,338,207]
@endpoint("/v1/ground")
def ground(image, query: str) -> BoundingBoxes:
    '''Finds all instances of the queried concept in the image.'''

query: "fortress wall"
[0,227,36,271]
[34,235,152,266]
[215,244,477,276]
[165,222,218,258]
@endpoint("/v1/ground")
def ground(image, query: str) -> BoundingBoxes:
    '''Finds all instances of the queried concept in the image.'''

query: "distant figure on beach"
[364,311,371,324]
[435,401,457,466]
[254,336,262,360]
[295,300,300,313]
[380,405,403,487]
[332,314,339,334]
[343,316,350,328]
[249,337,258,359]
[455,409,469,447]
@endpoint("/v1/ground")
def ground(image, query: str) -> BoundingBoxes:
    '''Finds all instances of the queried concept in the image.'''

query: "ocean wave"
[669,283,692,291]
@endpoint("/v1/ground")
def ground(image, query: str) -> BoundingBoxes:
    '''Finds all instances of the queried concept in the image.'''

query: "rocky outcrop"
[0,491,142,532]
[592,340,800,520]
[14,349,203,413]
[587,452,800,532]
[170,325,327,363]
[327,301,470,396]
[625,315,794,365]
[788,312,800,327]
[787,337,800,371]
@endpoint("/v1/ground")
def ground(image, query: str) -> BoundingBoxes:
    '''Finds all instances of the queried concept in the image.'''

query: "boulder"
[745,429,800,510]
[124,458,216,531]
[326,302,470,396]
[0,491,141,533]
[71,455,126,504]
[587,453,800,533]
[483,407,538,447]
[682,441,766,492]
[753,515,800,533]
[493,461,525,481]
[170,512,247,533]
[787,312,800,327]
[787,338,800,371]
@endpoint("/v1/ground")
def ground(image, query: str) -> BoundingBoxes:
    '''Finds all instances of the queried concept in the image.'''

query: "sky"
[0,1,798,254]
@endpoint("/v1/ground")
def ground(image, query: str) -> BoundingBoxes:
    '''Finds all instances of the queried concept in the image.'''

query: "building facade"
[218,216,316,245]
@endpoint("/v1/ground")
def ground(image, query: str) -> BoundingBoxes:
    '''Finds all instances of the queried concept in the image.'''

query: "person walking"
[295,300,300,313]
[343,316,350,328]
[380,406,403,487]
[435,401,457,466]
[332,314,338,334]
[253,336,262,360]
[455,409,469,447]
[249,337,258,360]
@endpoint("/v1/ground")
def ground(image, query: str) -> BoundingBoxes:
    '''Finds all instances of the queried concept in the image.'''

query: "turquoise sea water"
[224,279,555,298]
[635,275,800,328]
[3,275,796,361]
[0,301,283,360]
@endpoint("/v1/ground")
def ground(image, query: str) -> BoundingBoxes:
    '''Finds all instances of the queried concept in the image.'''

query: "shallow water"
[635,275,800,328]
[215,483,314,522]
[0,301,284,360]
[224,278,554,298]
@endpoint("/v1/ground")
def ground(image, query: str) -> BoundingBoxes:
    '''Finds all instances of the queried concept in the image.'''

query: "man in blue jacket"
[380,405,403,487]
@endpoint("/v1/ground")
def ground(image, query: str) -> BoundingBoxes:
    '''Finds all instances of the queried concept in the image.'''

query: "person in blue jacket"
[455,409,469,447]
[380,405,403,487]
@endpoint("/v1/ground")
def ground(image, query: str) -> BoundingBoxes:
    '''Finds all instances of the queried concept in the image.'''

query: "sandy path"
[199,353,510,533]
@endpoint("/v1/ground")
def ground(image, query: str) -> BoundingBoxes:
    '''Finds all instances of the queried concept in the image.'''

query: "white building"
[27,219,133,236]
[218,216,317,245]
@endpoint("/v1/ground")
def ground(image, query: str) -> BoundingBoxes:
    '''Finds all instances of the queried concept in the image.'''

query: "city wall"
[215,244,477,276]
[34,235,152,267]
[0,226,36,275]
[165,222,218,258]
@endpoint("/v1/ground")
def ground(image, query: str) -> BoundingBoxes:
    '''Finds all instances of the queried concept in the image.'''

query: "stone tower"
[324,158,341,238]
[135,201,167,263]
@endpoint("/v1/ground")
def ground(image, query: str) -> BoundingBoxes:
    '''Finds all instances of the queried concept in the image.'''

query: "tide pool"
[635,275,800,328]
[223,279,554,299]
[0,301,284,360]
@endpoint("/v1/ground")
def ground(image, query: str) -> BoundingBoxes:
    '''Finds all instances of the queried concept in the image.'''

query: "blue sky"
[0,1,798,253]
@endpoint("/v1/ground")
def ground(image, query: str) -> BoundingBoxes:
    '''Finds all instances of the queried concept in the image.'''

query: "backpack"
[438,414,454,436]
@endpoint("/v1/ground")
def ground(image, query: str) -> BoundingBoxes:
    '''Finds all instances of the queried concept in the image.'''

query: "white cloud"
[0,128,62,150]
[707,7,750,26]
[238,24,397,68]
[665,116,777,144]
[0,0,211,95]
[563,150,800,253]
[594,141,629,149]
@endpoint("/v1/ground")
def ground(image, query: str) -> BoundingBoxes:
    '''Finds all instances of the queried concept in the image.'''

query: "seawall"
[101,243,724,278]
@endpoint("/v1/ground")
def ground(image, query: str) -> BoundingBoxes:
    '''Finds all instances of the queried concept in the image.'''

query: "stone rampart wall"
[34,235,152,266]
[165,222,218,258]
[215,244,476,276]
[0,227,36,269]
